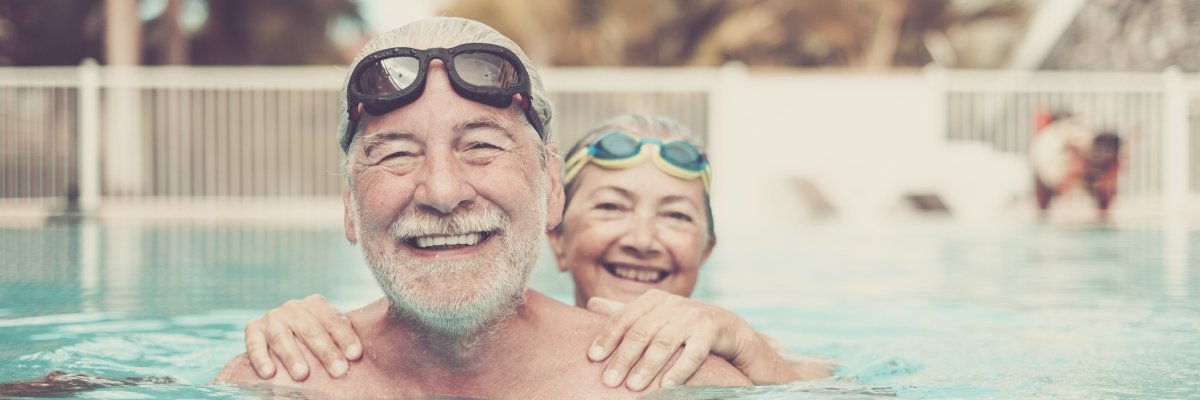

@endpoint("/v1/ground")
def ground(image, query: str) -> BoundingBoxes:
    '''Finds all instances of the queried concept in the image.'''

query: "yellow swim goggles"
[563,131,711,192]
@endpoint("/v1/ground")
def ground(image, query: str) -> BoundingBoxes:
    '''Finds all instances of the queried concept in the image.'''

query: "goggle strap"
[563,150,591,185]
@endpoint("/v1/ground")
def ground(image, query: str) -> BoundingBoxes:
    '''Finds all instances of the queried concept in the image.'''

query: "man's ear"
[544,144,565,230]
[343,189,357,245]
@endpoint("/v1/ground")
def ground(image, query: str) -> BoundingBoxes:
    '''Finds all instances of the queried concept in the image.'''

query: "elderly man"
[213,17,749,398]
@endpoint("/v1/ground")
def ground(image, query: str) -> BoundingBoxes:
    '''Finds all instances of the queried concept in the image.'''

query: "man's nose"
[414,150,476,214]
[617,212,662,258]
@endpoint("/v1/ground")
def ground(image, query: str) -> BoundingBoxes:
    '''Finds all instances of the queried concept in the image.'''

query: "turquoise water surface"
[1,221,1198,399]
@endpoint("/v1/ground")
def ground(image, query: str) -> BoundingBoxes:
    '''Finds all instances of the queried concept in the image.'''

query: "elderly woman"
[246,114,833,391]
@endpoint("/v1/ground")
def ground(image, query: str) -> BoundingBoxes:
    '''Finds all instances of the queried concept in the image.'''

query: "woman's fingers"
[244,320,276,379]
[302,295,362,361]
[287,310,350,378]
[601,316,667,388]
[263,319,310,381]
[586,296,625,316]
[661,333,715,388]
[588,295,656,362]
[623,320,692,391]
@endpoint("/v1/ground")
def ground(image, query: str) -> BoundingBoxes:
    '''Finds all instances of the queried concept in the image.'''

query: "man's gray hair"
[337,17,554,154]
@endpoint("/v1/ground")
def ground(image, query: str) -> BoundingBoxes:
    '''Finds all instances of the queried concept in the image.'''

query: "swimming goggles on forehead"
[564,131,711,192]
[342,43,546,152]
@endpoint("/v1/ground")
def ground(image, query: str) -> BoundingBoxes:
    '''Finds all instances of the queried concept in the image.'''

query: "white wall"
[711,70,946,230]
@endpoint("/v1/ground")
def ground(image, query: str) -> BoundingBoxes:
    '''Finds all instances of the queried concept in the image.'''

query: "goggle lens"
[452,52,520,88]
[661,142,704,170]
[357,56,420,95]
[593,133,640,159]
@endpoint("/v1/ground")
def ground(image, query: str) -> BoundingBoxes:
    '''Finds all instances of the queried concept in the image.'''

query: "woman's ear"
[544,145,566,230]
[700,235,716,265]
[547,226,569,272]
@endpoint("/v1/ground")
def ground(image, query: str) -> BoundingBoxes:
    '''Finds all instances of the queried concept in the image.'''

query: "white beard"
[354,175,548,339]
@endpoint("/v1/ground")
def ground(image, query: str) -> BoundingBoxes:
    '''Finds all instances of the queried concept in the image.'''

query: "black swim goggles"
[342,43,545,152]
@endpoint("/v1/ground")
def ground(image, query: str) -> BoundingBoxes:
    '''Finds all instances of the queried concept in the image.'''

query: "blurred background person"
[1031,111,1123,221]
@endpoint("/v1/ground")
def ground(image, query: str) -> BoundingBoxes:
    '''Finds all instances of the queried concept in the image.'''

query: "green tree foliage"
[443,0,1028,68]
[0,0,364,66]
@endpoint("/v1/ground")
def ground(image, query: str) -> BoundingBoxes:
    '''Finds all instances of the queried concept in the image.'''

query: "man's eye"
[467,142,501,151]
[379,152,415,162]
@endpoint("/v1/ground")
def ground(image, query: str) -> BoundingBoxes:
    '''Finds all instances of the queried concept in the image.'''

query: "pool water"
[1,221,1197,399]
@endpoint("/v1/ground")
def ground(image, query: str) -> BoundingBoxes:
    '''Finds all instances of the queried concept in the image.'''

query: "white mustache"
[389,203,509,240]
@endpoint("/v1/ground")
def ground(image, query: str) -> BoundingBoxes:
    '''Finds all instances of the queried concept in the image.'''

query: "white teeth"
[611,265,664,283]
[411,233,484,249]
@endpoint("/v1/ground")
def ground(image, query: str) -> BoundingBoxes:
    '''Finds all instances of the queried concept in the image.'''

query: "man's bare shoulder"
[213,301,390,388]
[522,292,750,392]
[212,354,308,386]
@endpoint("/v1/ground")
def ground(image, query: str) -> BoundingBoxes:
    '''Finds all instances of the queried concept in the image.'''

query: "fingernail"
[331,360,348,377]
[588,344,604,360]
[627,373,644,390]
[259,366,273,376]
[346,344,362,359]
[603,369,621,387]
[293,363,308,377]
[662,378,678,388]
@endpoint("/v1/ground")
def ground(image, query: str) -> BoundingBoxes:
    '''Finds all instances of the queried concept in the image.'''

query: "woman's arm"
[585,289,831,390]
[245,291,833,387]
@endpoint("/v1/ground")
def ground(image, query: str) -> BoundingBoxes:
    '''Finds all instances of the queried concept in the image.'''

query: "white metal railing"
[939,68,1194,200]
[0,63,1194,219]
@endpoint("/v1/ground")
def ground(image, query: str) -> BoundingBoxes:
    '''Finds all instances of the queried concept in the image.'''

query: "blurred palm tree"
[0,0,365,66]
[189,0,365,65]
[0,0,105,66]
[443,0,1029,68]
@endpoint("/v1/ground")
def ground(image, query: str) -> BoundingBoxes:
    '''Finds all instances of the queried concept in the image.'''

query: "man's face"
[343,59,563,336]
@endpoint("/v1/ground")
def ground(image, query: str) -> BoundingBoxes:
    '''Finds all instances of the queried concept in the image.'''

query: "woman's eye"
[596,202,622,211]
[666,211,693,222]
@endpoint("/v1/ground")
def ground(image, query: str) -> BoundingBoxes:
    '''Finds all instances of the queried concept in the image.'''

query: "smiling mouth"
[403,231,494,251]
[603,263,670,284]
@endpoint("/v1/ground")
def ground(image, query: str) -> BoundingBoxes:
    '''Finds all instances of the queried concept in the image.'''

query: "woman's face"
[549,160,714,306]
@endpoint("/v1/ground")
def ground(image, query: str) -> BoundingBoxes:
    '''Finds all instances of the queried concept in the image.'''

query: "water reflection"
[1,221,1198,398]
[0,223,377,318]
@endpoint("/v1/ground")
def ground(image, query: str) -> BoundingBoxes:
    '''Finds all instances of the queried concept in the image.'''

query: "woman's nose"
[617,212,662,258]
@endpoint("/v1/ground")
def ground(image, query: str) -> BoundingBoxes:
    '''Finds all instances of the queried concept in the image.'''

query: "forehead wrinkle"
[362,131,418,158]
[660,195,702,212]
[457,115,516,141]
[587,185,636,202]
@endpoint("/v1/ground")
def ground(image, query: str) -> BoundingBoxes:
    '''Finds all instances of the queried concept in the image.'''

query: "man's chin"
[386,283,527,337]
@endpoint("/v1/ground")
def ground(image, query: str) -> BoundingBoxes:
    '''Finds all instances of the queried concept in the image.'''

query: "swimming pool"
[1,221,1197,399]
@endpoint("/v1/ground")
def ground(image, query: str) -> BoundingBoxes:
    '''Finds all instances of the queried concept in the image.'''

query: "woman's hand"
[586,289,803,391]
[244,294,362,380]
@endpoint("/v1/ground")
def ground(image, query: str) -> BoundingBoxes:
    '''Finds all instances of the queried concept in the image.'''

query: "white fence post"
[1162,66,1188,219]
[77,59,101,214]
